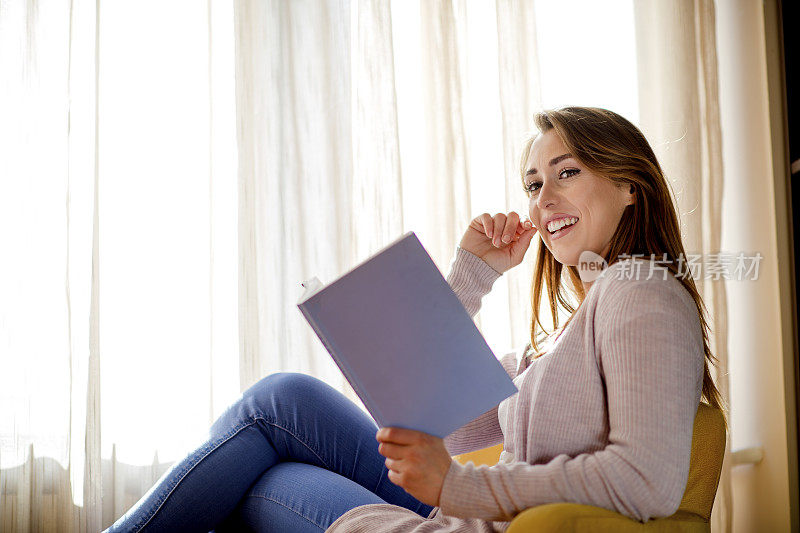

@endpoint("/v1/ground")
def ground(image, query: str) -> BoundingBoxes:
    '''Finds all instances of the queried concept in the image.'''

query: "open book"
[297,231,518,439]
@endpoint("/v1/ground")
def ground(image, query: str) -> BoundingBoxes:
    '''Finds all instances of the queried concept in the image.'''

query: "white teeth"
[547,217,578,234]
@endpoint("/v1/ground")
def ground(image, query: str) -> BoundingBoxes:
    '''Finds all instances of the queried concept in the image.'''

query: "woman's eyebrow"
[526,153,573,176]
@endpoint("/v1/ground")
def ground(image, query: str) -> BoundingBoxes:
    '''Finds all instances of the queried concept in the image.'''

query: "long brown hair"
[521,106,724,413]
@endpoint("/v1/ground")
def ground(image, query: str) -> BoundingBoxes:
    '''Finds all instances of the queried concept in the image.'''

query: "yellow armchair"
[452,403,726,532]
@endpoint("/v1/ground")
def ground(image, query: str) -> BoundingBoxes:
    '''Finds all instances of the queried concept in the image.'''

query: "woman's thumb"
[513,226,537,258]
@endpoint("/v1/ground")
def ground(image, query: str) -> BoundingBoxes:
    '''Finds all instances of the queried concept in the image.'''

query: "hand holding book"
[375,426,451,507]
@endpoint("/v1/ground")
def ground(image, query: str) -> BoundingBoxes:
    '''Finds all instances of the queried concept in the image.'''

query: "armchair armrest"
[506,503,708,533]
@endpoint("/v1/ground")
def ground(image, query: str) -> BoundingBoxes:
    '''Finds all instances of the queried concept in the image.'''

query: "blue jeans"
[105,372,434,532]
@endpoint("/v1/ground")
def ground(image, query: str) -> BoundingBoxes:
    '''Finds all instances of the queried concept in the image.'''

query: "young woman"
[106,106,723,532]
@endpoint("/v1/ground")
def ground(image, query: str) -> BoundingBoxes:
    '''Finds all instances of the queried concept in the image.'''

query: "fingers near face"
[479,213,494,238]
[501,212,519,243]
[489,212,533,247]
[491,213,506,246]
[513,216,534,239]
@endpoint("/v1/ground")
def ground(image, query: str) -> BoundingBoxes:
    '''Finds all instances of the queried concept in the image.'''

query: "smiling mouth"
[548,219,579,237]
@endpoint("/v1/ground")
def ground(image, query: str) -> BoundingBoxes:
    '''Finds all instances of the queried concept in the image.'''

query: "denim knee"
[212,373,325,434]
[245,372,326,409]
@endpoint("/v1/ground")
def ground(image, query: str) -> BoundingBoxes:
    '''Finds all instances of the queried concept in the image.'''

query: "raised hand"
[458,211,537,274]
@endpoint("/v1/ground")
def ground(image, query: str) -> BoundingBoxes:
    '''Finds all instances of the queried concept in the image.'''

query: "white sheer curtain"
[1,1,103,529]
[2,0,730,531]
[1,0,239,530]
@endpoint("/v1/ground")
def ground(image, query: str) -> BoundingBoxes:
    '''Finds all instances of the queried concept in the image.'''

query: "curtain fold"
[634,1,732,531]
[233,0,355,397]
[495,0,542,346]
[418,0,472,269]
[352,0,404,258]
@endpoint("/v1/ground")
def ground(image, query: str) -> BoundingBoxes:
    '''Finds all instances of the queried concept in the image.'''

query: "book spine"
[297,303,385,427]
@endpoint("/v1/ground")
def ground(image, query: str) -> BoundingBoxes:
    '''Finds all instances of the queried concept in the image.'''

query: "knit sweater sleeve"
[442,246,508,455]
[445,246,502,318]
[437,267,705,523]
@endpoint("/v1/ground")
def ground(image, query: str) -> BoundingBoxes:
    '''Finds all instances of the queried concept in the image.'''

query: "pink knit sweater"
[326,247,704,532]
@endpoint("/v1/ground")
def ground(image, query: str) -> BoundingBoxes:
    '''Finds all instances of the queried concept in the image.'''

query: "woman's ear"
[614,180,635,206]
[625,184,635,205]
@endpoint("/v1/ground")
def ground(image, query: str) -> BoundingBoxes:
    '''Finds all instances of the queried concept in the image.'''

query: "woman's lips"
[549,219,578,241]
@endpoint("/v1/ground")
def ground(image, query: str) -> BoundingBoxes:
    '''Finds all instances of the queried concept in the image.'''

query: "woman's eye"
[524,169,579,196]
[524,181,541,195]
[559,168,580,179]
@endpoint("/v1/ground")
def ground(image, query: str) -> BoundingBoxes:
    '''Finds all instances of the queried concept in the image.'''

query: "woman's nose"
[536,180,558,210]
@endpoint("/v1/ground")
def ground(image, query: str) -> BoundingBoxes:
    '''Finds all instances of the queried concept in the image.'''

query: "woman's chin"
[549,247,581,267]
[553,250,578,267]
[545,234,578,265]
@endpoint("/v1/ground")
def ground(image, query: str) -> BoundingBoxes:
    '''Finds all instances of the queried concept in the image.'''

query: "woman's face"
[525,130,634,266]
